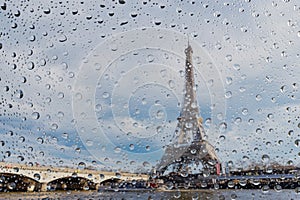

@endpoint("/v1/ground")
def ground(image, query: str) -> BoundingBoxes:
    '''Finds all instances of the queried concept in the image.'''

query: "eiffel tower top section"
[183,42,198,116]
[176,42,203,143]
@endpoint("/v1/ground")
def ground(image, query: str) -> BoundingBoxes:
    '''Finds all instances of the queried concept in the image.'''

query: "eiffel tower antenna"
[156,42,221,176]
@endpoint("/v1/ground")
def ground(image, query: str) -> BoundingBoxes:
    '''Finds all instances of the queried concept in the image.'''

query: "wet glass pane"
[0,0,300,199]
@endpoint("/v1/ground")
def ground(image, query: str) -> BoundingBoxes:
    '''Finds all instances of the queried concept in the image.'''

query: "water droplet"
[280,85,287,93]
[225,91,232,98]
[185,122,193,128]
[225,54,232,62]
[8,182,16,190]
[34,173,41,181]
[95,104,102,111]
[13,167,19,172]
[37,137,44,144]
[102,92,110,98]
[219,122,227,132]
[242,108,248,115]
[266,56,272,63]
[160,69,167,77]
[44,8,51,14]
[234,117,242,125]
[129,144,134,150]
[156,110,164,119]
[295,139,300,147]
[100,174,105,179]
[233,64,240,71]
[143,161,150,167]
[115,172,121,178]
[267,113,273,119]
[75,147,81,154]
[18,155,24,161]
[18,136,25,143]
[146,54,154,62]
[261,154,270,163]
[261,185,270,193]
[78,162,86,169]
[15,90,24,99]
[58,92,64,99]
[156,126,163,133]
[27,61,34,70]
[168,80,175,89]
[51,123,58,130]
[32,112,40,120]
[226,77,232,85]
[114,147,121,153]
[256,128,262,134]
[4,86,9,92]
[58,34,67,42]
[173,190,181,198]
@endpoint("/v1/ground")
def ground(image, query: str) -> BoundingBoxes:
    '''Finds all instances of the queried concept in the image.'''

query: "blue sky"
[0,0,300,172]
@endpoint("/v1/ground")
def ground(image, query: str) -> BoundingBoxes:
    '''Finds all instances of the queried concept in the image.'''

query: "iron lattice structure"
[156,43,220,176]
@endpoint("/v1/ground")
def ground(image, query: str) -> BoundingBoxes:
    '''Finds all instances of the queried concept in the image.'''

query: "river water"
[0,190,299,200]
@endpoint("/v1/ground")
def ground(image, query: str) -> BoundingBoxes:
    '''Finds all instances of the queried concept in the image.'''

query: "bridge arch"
[100,178,122,185]
[0,173,39,192]
[47,176,97,191]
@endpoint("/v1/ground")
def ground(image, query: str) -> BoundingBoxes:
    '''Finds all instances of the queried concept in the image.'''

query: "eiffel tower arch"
[156,42,221,177]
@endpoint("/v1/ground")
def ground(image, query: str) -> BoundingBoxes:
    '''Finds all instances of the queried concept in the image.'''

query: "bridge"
[0,162,149,192]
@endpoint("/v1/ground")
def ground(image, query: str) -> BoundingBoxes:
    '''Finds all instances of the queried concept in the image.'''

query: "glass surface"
[1,0,300,198]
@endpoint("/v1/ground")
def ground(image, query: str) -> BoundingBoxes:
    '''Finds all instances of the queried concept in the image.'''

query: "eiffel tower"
[156,42,221,176]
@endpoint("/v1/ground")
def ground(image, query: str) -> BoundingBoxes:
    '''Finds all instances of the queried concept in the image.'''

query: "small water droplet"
[44,8,51,14]
[219,122,227,132]
[129,144,134,150]
[146,54,155,62]
[37,137,44,144]
[58,34,67,42]
[262,154,270,163]
[34,173,41,181]
[32,112,40,120]
[78,162,86,169]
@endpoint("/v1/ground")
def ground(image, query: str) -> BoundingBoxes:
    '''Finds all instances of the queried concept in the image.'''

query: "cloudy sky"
[0,0,300,172]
